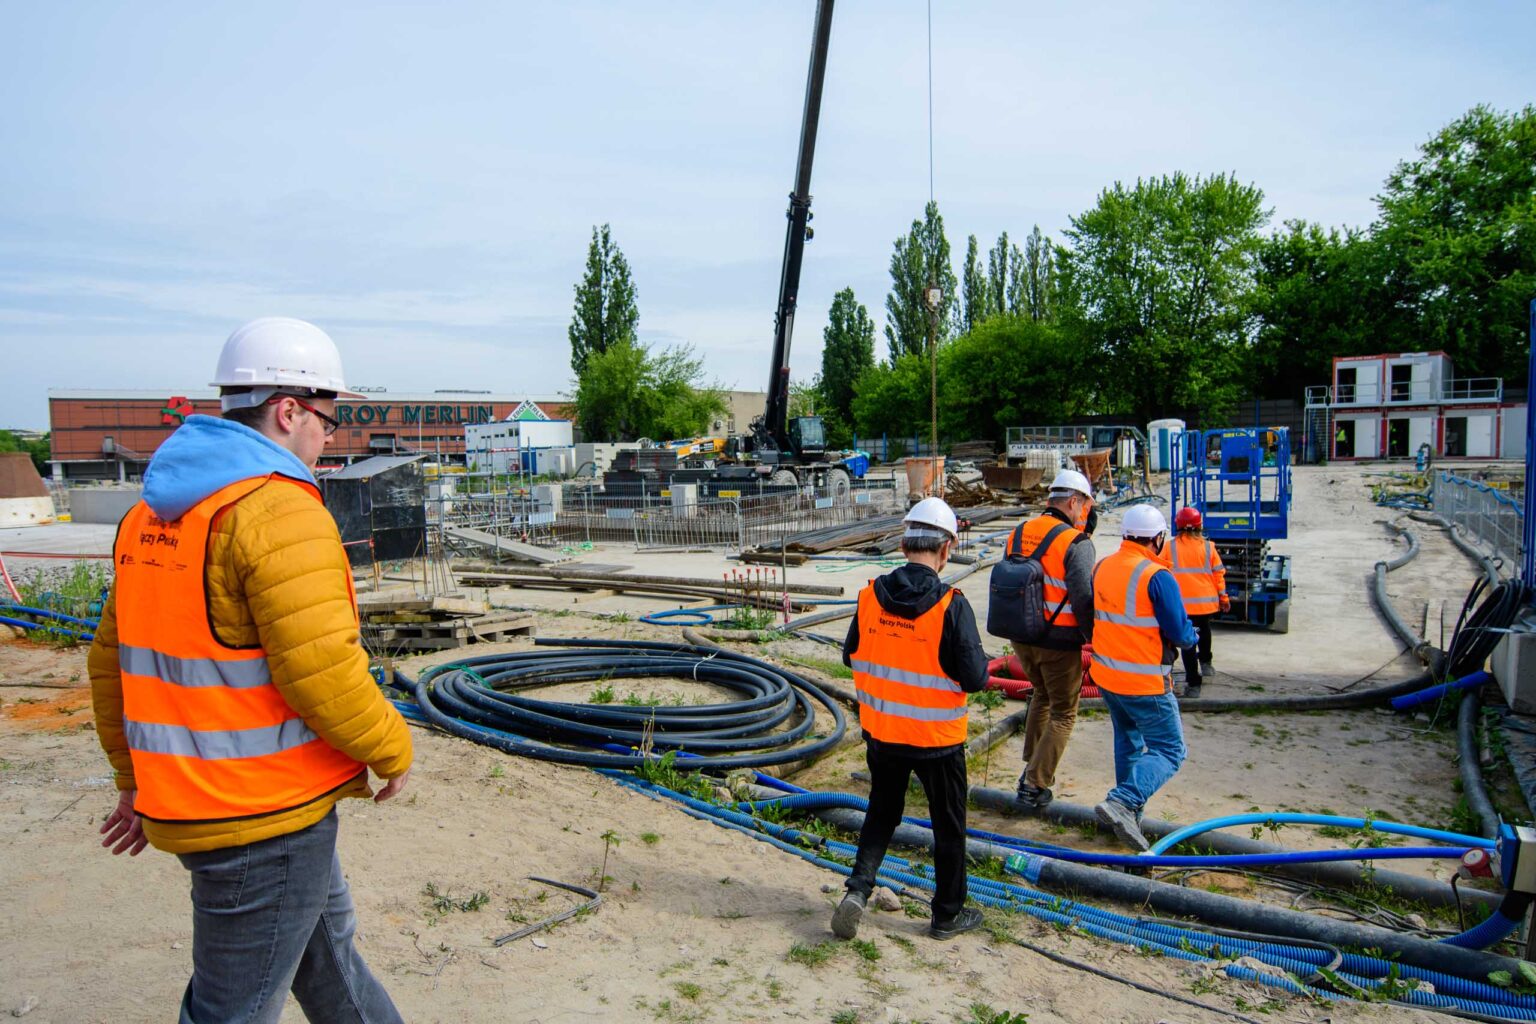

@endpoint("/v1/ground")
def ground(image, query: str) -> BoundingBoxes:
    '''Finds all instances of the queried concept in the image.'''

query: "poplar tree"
[568,224,639,378]
[884,201,958,361]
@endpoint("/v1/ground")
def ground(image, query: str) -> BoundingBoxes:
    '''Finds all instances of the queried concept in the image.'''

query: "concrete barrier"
[69,487,142,525]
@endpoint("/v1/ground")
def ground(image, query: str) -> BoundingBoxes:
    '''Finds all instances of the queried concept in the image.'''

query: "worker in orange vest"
[834,497,990,942]
[1004,468,1097,812]
[1160,506,1229,697]
[88,318,412,1023]
[1090,504,1198,851]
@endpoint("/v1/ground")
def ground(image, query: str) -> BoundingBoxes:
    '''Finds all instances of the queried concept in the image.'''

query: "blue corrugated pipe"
[1150,811,1496,854]
[0,614,95,642]
[1390,670,1493,711]
[1,603,100,629]
[607,773,1536,1019]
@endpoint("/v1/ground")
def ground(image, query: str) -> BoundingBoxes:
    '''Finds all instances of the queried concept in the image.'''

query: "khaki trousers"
[1010,642,1086,790]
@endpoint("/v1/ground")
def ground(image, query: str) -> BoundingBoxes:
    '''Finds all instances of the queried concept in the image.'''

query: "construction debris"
[361,603,536,652]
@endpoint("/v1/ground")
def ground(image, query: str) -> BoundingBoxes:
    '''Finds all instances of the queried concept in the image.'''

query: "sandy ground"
[0,462,1498,1024]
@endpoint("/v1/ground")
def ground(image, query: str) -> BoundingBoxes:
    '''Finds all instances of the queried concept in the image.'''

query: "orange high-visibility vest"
[1006,514,1084,630]
[1167,533,1225,616]
[112,475,365,822]
[849,584,967,747]
[1090,543,1173,696]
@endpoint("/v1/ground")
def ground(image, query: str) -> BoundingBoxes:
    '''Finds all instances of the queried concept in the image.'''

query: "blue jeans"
[176,809,403,1024]
[1099,688,1186,814]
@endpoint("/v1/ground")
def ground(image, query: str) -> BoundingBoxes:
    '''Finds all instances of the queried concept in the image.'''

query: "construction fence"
[429,477,903,553]
[1433,472,1525,574]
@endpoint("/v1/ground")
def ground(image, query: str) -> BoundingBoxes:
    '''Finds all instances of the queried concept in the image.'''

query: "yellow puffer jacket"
[88,476,413,854]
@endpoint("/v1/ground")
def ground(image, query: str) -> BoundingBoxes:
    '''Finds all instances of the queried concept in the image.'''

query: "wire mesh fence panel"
[1434,472,1524,573]
[631,499,744,551]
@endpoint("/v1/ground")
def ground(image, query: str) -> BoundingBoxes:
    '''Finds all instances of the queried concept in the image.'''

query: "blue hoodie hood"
[142,415,316,521]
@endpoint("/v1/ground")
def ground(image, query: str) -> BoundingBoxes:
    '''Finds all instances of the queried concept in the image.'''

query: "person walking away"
[1090,504,1197,851]
[834,497,991,941]
[1004,469,1096,812]
[88,317,414,1024]
[1160,507,1228,697]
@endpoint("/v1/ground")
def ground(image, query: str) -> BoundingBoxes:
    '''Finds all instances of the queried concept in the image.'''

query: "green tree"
[819,287,876,446]
[961,234,993,332]
[938,317,1096,441]
[572,338,724,442]
[1062,172,1269,422]
[1373,104,1536,382]
[849,354,932,440]
[1248,221,1406,400]
[987,232,1016,318]
[1021,225,1056,322]
[0,431,50,473]
[568,224,639,378]
[884,201,959,361]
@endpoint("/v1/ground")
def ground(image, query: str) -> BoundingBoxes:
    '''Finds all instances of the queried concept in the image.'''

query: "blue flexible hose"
[1,604,101,628]
[1390,670,1493,711]
[0,614,95,641]
[1150,812,1496,855]
[606,773,1536,1018]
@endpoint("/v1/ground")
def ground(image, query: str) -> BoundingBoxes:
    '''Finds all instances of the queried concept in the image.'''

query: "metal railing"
[1433,472,1524,574]
[1305,378,1503,408]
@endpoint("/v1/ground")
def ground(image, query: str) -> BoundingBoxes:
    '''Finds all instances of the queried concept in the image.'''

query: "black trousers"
[1180,614,1215,682]
[846,742,968,923]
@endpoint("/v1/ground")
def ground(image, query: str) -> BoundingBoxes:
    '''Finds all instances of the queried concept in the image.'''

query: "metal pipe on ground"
[454,562,847,596]
[967,785,1495,911]
[745,784,1514,978]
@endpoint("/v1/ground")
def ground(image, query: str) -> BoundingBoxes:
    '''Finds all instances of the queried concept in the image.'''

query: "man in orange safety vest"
[834,497,990,942]
[1159,506,1229,697]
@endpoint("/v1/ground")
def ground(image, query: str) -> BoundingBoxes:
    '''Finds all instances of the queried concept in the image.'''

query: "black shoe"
[831,891,865,939]
[1199,660,1214,678]
[1015,783,1053,812]
[929,906,984,940]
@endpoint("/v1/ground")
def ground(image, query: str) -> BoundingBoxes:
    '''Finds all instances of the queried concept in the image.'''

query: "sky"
[2,1,1533,429]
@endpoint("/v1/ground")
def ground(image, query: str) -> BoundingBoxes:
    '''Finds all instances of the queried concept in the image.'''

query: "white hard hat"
[1122,504,1168,539]
[1049,469,1094,499]
[211,317,363,410]
[903,496,959,541]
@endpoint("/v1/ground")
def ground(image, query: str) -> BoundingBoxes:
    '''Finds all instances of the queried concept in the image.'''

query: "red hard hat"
[1174,507,1203,530]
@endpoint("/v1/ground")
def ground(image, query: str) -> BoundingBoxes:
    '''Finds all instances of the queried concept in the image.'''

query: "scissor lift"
[1170,428,1293,633]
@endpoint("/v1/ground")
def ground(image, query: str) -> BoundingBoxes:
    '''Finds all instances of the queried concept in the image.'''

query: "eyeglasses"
[268,394,340,436]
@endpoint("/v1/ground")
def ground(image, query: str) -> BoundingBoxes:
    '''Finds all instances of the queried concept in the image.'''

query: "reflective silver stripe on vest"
[1096,559,1160,627]
[1171,539,1213,576]
[1042,574,1069,590]
[849,659,963,693]
[1090,652,1170,676]
[120,644,272,689]
[1184,595,1220,612]
[854,688,968,722]
[124,718,319,760]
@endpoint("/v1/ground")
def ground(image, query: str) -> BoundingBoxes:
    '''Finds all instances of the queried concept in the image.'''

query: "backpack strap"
[1029,522,1071,561]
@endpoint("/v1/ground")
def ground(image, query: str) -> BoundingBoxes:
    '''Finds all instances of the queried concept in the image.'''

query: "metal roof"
[322,454,428,480]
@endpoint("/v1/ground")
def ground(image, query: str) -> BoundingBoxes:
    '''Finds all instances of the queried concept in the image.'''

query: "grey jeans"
[176,808,402,1024]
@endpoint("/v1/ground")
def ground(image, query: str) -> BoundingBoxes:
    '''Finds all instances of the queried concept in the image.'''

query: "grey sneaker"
[929,906,984,940]
[831,891,866,939]
[1095,799,1150,852]
[1199,660,1214,678]
[1184,684,1202,700]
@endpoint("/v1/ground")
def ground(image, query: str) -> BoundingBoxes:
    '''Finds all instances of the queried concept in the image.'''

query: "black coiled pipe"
[398,638,847,769]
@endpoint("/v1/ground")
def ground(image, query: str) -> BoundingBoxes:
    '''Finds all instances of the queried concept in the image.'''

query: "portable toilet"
[1146,418,1186,472]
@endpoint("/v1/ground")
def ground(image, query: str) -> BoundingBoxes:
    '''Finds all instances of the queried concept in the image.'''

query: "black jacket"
[841,561,992,758]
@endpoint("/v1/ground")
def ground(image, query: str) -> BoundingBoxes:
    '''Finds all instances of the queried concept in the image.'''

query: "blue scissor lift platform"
[1170,428,1294,633]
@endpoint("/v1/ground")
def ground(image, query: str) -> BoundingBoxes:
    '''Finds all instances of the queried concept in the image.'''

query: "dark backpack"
[986,522,1074,643]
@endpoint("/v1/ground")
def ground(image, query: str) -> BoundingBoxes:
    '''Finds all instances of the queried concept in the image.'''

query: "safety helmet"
[1174,507,1203,531]
[1121,504,1168,539]
[1048,469,1094,500]
[903,496,959,541]
[211,317,364,410]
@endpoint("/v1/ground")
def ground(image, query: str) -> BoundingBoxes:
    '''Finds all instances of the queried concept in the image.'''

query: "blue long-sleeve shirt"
[1146,567,1199,650]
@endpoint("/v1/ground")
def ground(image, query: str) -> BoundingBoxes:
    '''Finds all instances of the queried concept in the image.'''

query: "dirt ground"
[0,462,1493,1023]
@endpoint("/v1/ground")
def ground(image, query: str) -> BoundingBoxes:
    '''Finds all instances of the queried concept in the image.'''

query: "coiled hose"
[399,638,846,769]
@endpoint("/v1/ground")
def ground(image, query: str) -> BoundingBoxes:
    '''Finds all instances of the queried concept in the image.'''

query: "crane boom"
[757,0,834,455]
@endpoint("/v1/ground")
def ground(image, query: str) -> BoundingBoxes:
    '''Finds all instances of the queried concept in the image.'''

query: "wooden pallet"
[362,612,536,651]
